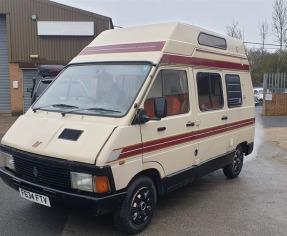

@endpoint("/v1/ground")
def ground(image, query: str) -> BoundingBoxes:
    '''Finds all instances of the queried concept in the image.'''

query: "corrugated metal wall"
[0,14,11,113]
[0,0,112,65]
[22,69,38,113]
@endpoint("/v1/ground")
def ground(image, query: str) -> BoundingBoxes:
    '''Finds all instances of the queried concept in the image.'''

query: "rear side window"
[225,74,242,108]
[197,72,223,111]
[198,33,227,50]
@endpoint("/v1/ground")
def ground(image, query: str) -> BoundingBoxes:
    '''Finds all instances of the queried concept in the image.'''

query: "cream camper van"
[0,23,255,234]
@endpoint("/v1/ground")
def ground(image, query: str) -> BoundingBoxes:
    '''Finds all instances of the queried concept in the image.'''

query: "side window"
[225,74,242,108]
[197,72,223,111]
[145,69,189,117]
[35,81,50,97]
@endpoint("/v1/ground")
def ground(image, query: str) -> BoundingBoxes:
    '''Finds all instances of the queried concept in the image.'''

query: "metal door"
[0,14,11,113]
[141,68,196,187]
[22,69,38,113]
[193,69,228,164]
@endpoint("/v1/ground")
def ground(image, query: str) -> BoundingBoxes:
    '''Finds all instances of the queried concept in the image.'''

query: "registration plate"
[19,188,51,207]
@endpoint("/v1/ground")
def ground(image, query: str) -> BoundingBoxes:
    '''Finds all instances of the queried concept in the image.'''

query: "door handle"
[221,116,228,120]
[157,127,166,132]
[186,121,195,127]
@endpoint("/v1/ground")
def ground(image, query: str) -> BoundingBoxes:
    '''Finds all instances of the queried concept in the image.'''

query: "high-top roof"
[71,22,249,71]
[88,22,244,54]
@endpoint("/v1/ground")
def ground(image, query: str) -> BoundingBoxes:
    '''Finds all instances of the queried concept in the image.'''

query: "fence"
[263,73,287,93]
[262,73,287,115]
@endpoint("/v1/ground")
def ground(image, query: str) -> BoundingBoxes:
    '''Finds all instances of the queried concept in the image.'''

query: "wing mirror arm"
[132,109,151,125]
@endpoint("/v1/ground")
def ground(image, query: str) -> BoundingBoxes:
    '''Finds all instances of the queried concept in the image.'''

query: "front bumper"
[0,167,126,215]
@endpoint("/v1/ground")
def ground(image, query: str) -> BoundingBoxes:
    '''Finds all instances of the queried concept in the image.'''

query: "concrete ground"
[0,108,287,236]
[0,115,19,140]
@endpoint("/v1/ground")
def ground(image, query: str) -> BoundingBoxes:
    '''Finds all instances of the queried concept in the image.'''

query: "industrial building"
[0,0,113,114]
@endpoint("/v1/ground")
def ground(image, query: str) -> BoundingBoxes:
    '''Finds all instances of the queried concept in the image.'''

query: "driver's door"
[140,68,196,187]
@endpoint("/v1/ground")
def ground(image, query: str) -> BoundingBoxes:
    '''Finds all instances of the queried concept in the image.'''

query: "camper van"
[0,23,255,234]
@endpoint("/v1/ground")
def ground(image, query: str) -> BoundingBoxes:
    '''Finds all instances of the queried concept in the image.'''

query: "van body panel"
[96,125,143,190]
[97,125,143,166]
[70,51,163,65]
[76,22,246,56]
[191,48,249,65]
[72,23,247,68]
[224,70,255,151]
[142,161,165,178]
[140,66,196,177]
[1,115,116,164]
[141,117,195,175]
[163,150,235,193]
[110,158,143,191]
[193,69,228,163]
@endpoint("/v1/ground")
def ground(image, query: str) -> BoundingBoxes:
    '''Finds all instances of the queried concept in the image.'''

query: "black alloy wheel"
[130,186,153,225]
[114,175,157,235]
[223,145,244,178]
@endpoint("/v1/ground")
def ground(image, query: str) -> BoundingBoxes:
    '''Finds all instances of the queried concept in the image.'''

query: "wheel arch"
[238,141,248,155]
[126,162,165,196]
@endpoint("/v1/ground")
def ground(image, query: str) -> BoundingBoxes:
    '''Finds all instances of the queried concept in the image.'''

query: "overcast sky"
[52,0,276,50]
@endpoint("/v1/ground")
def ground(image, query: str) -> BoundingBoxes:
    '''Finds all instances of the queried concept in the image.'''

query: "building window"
[197,72,223,111]
[144,70,189,117]
[225,74,242,108]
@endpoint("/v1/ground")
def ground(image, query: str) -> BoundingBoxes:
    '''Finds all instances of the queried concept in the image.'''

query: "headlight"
[70,172,110,193]
[70,172,93,192]
[0,151,15,171]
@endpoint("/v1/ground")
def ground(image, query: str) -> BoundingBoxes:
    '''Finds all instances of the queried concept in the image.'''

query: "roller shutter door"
[0,15,11,113]
[22,69,38,112]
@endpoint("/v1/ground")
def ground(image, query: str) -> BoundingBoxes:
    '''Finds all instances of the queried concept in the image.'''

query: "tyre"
[114,176,157,235]
[223,145,244,178]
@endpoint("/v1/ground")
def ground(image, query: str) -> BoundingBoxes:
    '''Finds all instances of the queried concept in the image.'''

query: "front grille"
[13,155,71,189]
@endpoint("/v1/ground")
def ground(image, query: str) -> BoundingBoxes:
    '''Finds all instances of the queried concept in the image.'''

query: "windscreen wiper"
[61,107,121,117]
[33,104,79,112]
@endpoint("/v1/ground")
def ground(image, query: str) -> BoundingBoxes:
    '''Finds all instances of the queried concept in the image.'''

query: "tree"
[226,21,243,40]
[272,0,287,72]
[259,20,269,50]
[272,0,287,50]
[247,48,287,86]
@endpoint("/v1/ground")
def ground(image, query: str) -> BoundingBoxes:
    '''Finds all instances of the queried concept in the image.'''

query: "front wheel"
[223,145,244,178]
[114,176,157,235]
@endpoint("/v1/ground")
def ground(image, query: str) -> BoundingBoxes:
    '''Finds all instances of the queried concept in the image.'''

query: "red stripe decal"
[79,41,165,55]
[160,54,250,71]
[117,118,255,160]
[195,49,248,60]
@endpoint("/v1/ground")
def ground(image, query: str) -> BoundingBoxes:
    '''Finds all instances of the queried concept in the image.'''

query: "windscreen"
[33,63,151,117]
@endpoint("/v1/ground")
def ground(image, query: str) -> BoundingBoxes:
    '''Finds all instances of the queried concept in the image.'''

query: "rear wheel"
[223,145,244,178]
[114,176,157,235]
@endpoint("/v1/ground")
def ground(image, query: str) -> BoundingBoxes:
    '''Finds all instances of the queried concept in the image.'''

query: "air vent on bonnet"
[58,129,83,141]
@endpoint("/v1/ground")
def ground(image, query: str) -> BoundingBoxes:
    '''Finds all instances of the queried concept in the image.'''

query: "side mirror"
[132,97,167,125]
[154,97,167,118]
